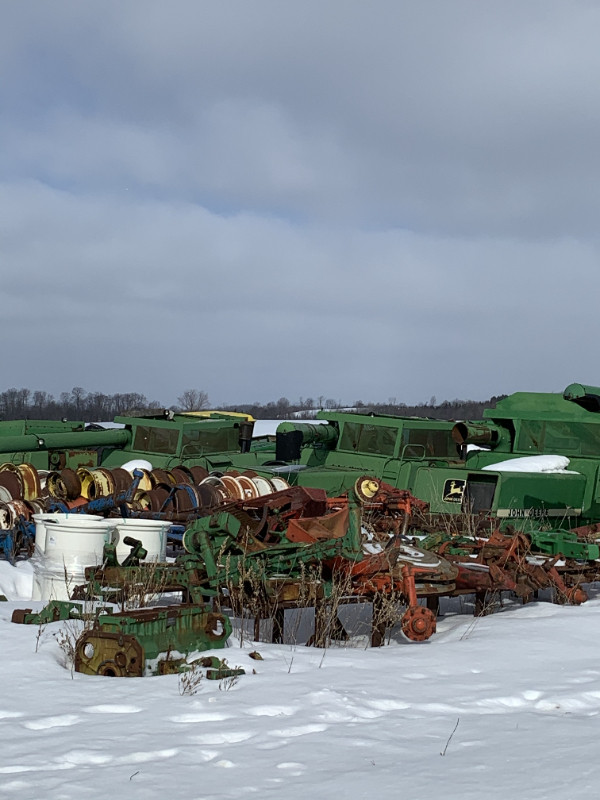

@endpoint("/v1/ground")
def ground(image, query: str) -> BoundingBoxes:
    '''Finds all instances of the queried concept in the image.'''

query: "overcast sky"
[2,1,600,407]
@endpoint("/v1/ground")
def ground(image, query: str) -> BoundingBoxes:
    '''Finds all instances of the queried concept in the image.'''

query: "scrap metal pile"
[13,473,600,677]
[420,526,591,609]
[67,478,458,643]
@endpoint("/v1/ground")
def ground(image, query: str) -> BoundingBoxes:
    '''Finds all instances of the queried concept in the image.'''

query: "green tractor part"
[0,418,129,471]
[202,657,246,680]
[11,598,233,677]
[74,604,231,677]
[11,599,87,625]
[527,529,600,560]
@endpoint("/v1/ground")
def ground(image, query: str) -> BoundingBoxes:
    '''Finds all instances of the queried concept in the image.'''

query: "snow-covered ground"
[2,559,600,799]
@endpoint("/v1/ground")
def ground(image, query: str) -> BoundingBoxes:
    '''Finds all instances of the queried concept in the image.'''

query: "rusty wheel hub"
[566,586,588,605]
[401,605,436,642]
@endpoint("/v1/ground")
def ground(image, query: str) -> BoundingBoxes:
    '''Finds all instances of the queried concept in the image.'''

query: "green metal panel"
[95,605,231,663]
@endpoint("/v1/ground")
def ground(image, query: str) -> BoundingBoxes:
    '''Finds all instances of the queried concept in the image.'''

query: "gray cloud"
[1,1,600,406]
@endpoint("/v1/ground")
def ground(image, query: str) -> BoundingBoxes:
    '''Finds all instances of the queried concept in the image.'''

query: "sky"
[2,1,600,408]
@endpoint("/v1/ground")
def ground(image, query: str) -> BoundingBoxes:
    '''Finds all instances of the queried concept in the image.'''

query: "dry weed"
[178,661,204,695]
[54,619,84,677]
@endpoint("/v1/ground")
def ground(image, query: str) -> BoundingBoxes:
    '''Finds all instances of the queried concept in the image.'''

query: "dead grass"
[53,618,85,677]
[178,661,204,695]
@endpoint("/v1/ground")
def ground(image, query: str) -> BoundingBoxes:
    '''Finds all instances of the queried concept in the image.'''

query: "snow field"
[3,577,600,799]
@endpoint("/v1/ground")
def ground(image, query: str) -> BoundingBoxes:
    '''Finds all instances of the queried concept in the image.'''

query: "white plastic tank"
[112,518,169,563]
[32,512,103,556]
[30,515,112,602]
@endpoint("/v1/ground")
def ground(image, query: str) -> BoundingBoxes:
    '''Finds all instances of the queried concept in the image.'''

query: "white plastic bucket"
[30,515,112,602]
[112,518,169,563]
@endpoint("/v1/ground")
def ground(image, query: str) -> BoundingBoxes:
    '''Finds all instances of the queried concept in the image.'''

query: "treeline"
[0,387,505,423]
[226,395,506,421]
[0,388,164,422]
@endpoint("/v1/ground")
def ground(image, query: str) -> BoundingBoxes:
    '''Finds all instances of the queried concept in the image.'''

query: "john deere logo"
[443,479,466,503]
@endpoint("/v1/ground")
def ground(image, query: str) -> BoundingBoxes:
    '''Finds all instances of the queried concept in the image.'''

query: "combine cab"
[99,410,262,469]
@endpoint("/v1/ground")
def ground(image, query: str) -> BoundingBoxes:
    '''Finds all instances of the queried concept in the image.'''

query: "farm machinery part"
[74,604,231,677]
[74,479,461,644]
[45,468,144,515]
[14,476,600,653]
[75,483,368,606]
[420,526,594,609]
[324,482,460,642]
[0,419,129,471]
[0,515,35,563]
[12,599,89,625]
[13,465,600,647]
[12,599,232,677]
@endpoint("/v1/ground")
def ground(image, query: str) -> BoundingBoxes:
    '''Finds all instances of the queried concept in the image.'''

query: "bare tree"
[71,387,86,415]
[177,389,210,411]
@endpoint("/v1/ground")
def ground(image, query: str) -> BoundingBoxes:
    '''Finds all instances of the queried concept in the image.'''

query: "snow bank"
[0,560,34,600]
[482,455,574,473]
[252,419,324,437]
[121,459,153,473]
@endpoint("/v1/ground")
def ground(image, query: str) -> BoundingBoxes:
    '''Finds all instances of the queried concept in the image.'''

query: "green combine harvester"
[0,411,270,472]
[241,383,600,530]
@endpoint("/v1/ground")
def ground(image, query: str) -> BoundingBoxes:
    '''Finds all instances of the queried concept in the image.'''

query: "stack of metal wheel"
[0,463,44,529]
[0,461,292,526]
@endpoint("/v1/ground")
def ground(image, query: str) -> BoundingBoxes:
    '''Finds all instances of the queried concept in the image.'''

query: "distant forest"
[0,387,507,423]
